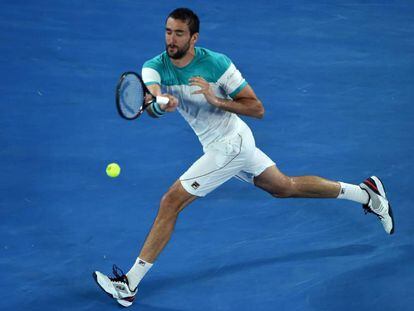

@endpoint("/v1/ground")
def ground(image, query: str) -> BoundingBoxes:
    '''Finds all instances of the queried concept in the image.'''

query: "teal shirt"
[142,47,248,147]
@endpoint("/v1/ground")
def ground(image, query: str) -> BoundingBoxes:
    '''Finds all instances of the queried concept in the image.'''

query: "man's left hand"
[189,76,220,107]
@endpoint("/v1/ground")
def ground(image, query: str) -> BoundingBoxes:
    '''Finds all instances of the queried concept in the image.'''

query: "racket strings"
[118,74,145,119]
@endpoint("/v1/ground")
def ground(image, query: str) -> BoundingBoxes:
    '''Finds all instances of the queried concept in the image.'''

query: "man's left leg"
[253,165,341,198]
[253,165,394,234]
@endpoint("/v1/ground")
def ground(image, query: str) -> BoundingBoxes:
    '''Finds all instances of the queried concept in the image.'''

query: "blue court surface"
[1,1,414,310]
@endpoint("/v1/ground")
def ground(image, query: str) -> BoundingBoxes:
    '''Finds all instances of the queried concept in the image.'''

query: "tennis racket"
[115,71,169,120]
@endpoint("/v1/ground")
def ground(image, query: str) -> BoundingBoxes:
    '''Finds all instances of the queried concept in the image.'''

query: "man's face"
[165,17,194,59]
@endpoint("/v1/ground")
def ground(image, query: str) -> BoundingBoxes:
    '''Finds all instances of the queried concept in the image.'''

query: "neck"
[170,47,196,68]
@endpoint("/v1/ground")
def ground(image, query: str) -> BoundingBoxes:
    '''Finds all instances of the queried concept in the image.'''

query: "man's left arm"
[189,77,265,119]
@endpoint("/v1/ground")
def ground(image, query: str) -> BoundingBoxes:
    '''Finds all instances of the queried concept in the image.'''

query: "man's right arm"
[146,84,179,116]
[147,84,162,96]
[142,65,178,116]
[145,84,162,118]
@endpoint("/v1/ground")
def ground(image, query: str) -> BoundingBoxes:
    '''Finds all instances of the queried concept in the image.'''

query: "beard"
[166,40,191,59]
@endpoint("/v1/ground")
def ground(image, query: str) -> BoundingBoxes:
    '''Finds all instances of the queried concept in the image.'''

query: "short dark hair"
[167,8,199,36]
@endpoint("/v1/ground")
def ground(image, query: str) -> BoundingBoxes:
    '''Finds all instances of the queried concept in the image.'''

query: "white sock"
[126,257,153,291]
[337,182,369,204]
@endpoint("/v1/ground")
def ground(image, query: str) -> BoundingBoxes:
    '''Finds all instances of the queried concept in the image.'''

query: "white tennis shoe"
[360,176,395,234]
[93,265,137,307]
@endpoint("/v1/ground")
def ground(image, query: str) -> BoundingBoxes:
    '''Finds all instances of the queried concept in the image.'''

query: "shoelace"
[109,264,128,283]
[110,265,137,296]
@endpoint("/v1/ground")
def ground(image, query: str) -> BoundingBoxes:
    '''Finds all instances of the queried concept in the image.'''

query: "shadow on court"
[144,244,376,294]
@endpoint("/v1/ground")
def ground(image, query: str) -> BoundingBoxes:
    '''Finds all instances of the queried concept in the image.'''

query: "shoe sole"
[92,272,135,307]
[92,272,117,299]
[388,203,395,234]
[117,298,133,307]
[370,176,395,235]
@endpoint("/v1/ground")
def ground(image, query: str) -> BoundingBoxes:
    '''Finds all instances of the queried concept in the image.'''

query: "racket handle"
[156,96,169,105]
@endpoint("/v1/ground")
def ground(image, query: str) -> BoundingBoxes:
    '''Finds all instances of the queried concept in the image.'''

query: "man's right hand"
[158,93,179,112]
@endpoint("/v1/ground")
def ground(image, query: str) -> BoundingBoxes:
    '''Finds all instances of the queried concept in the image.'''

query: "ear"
[191,33,199,45]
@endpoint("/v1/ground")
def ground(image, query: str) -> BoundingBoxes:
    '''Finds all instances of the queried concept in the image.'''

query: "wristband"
[151,101,166,117]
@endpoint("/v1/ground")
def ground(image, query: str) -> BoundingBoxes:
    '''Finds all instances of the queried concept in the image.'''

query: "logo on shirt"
[191,181,200,190]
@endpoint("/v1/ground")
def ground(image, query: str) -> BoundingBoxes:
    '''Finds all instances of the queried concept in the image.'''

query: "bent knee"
[159,182,189,214]
[156,196,181,223]
[160,192,180,213]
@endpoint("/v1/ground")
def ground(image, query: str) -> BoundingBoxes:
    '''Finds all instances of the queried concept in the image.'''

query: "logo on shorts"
[191,181,200,190]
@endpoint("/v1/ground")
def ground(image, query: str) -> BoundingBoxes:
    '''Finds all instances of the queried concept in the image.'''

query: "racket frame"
[115,71,155,120]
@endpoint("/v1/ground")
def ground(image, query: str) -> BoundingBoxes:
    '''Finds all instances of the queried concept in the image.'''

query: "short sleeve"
[142,57,162,86]
[217,60,247,98]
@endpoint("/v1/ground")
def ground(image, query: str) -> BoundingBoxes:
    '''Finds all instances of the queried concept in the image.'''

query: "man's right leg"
[137,180,197,263]
[94,125,254,306]
[93,180,196,307]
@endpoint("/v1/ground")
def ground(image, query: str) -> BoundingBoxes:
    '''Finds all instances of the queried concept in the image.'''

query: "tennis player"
[93,8,394,307]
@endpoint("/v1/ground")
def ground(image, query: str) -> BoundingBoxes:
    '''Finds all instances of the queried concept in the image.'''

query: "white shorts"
[180,122,275,197]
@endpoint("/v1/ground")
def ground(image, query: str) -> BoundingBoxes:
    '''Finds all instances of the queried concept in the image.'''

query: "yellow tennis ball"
[106,163,121,178]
